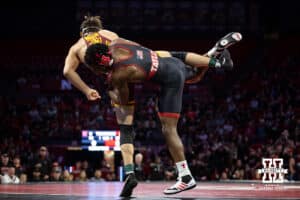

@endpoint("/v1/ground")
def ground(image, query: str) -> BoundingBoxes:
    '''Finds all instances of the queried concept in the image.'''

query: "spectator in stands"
[230,159,245,180]
[82,160,93,179]
[72,161,82,180]
[50,162,63,181]
[285,149,296,180]
[1,166,20,184]
[50,168,62,181]
[0,153,12,175]
[62,169,73,182]
[78,170,88,182]
[100,160,112,180]
[19,173,27,184]
[30,146,51,181]
[13,156,24,177]
[90,169,105,182]
[105,172,115,181]
[220,171,229,180]
[31,163,42,181]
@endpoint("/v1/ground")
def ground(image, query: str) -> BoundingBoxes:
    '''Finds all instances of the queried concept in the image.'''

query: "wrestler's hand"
[85,88,101,101]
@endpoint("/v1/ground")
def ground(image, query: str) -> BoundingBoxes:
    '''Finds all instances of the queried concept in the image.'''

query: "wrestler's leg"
[207,32,242,57]
[109,85,138,197]
[114,105,135,167]
[155,51,210,83]
[184,32,242,67]
[155,32,242,70]
[158,116,196,194]
[159,115,184,162]
[113,104,138,197]
[156,50,210,67]
[109,87,135,169]
[156,62,196,194]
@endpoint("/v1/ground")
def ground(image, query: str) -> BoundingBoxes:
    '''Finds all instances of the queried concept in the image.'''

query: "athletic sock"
[175,160,191,177]
[208,57,221,68]
[124,164,134,175]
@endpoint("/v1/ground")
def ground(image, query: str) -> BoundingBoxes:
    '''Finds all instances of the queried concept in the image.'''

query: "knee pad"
[119,125,135,145]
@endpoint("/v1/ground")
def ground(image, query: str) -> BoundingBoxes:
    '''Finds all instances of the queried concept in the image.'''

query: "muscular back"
[110,38,158,83]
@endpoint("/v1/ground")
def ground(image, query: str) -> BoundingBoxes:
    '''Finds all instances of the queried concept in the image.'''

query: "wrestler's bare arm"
[63,30,117,101]
[99,29,119,41]
[63,43,100,100]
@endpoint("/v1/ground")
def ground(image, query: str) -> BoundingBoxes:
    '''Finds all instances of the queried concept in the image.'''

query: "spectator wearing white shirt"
[1,166,20,184]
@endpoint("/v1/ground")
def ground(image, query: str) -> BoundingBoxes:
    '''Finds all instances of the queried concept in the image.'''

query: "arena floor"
[0,181,299,200]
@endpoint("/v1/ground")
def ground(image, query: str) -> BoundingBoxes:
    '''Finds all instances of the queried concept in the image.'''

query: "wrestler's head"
[80,15,103,36]
[84,43,113,75]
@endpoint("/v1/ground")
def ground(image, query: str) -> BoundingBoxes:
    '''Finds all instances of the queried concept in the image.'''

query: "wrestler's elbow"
[63,67,70,77]
[63,66,74,78]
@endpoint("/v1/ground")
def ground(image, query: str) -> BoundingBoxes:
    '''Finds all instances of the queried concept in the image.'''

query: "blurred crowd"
[76,0,260,34]
[0,45,300,184]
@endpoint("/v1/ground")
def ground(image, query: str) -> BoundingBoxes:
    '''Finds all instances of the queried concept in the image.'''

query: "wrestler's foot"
[120,173,138,197]
[163,174,196,195]
[219,49,233,70]
[207,32,242,57]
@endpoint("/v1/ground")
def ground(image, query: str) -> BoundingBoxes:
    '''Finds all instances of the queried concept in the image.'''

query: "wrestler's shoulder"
[70,38,86,51]
[98,29,119,40]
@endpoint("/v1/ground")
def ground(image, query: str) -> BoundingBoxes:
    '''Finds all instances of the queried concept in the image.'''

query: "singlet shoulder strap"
[83,32,111,46]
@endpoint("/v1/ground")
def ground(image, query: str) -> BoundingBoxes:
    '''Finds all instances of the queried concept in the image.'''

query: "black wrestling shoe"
[207,32,242,57]
[119,173,138,197]
[219,49,234,70]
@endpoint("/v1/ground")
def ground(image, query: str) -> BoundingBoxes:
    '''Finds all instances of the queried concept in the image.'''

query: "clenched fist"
[85,88,101,101]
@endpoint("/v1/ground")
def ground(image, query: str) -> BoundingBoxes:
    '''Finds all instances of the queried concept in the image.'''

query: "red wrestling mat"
[0,181,299,200]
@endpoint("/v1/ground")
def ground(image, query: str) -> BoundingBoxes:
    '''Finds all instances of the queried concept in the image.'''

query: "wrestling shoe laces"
[119,173,138,197]
[163,174,196,195]
[207,32,242,57]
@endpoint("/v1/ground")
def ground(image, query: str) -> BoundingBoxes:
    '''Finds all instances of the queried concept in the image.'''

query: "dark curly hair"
[84,43,111,73]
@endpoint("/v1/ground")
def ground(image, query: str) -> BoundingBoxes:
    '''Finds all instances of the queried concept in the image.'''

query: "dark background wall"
[0,0,298,59]
[0,0,299,39]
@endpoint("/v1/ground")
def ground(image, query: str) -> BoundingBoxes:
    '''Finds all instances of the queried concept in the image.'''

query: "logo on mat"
[258,158,288,183]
